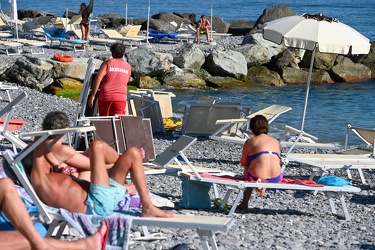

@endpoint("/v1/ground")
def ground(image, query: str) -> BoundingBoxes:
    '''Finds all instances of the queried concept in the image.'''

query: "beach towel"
[60,208,134,250]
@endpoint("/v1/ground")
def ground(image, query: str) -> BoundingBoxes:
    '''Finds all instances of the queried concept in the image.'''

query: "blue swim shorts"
[86,178,127,216]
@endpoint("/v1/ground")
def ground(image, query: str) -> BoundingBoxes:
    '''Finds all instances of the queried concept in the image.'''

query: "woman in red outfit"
[89,43,132,116]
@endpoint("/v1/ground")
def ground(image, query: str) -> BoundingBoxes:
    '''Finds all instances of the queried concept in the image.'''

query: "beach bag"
[179,178,212,209]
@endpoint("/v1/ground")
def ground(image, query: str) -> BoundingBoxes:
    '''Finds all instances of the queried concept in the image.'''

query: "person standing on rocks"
[196,14,211,44]
[88,43,132,116]
[238,114,283,210]
[79,0,94,40]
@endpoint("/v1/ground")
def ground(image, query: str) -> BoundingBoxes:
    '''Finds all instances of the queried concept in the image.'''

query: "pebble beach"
[0,41,374,250]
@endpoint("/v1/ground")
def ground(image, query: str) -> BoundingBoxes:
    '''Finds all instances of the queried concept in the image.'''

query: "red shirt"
[99,58,131,102]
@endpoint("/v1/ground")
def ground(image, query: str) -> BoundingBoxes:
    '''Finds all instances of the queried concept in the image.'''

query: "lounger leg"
[221,188,233,212]
[357,168,366,184]
[228,189,244,216]
[197,229,218,250]
[326,191,350,220]
[346,169,353,181]
[212,183,219,199]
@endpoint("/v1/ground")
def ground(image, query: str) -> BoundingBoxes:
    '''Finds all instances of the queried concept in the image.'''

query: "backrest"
[127,93,165,133]
[3,150,54,224]
[181,102,252,136]
[36,16,54,26]
[125,25,141,37]
[121,116,155,162]
[69,15,82,25]
[102,29,121,38]
[91,117,126,153]
[246,104,292,123]
[151,135,197,167]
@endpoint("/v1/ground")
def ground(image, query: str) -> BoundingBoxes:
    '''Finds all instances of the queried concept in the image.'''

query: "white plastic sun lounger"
[180,171,360,220]
[344,124,375,155]
[210,104,292,144]
[286,153,375,184]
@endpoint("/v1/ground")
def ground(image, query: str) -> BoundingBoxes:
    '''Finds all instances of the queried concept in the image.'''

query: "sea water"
[1,0,374,145]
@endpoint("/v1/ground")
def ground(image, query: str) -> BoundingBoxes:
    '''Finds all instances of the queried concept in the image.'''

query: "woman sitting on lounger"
[238,114,283,210]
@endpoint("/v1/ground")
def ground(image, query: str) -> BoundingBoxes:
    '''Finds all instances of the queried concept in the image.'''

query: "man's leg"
[196,28,200,44]
[0,178,108,249]
[205,28,210,41]
[88,141,173,217]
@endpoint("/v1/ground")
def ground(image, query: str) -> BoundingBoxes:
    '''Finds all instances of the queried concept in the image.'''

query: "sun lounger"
[0,40,23,55]
[279,124,339,152]
[286,153,375,184]
[100,26,148,48]
[180,171,360,220]
[43,28,88,52]
[210,104,291,143]
[344,124,375,155]
[181,102,252,137]
[11,39,45,54]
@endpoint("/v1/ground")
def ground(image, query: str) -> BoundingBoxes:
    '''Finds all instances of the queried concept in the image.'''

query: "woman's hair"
[42,111,71,130]
[110,43,126,58]
[201,14,206,19]
[80,2,86,9]
[249,115,269,136]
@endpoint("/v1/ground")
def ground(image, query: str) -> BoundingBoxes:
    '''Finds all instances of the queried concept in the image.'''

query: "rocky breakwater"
[1,35,373,94]
[1,5,374,93]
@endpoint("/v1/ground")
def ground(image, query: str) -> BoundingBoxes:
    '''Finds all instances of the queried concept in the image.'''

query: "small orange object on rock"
[54,54,73,63]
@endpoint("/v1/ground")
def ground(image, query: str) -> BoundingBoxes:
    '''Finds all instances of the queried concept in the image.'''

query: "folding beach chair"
[0,92,28,153]
[43,28,88,52]
[181,101,252,137]
[344,124,375,155]
[210,104,290,143]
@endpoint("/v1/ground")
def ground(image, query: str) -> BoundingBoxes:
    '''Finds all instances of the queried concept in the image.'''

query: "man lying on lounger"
[31,120,174,218]
[238,114,283,210]
[0,178,108,250]
[41,111,137,194]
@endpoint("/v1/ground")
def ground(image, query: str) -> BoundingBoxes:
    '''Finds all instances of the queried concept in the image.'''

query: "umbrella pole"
[146,0,150,43]
[125,0,128,26]
[300,47,316,132]
[285,47,316,156]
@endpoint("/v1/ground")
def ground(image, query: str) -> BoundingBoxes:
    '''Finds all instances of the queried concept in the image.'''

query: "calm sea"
[1,0,374,145]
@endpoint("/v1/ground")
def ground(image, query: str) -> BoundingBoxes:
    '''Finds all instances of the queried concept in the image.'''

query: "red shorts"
[98,101,126,116]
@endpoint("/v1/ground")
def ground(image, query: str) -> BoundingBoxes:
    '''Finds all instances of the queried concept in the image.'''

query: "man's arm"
[88,60,108,108]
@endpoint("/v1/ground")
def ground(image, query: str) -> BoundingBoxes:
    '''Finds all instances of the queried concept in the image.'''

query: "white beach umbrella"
[263,13,370,151]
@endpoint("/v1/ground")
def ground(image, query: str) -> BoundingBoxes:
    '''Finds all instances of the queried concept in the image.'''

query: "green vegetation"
[56,89,81,101]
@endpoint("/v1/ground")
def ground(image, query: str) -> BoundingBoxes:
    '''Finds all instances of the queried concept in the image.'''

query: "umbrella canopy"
[264,14,370,54]
[263,14,370,153]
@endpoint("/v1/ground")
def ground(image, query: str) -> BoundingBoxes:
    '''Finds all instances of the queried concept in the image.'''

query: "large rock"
[0,56,54,90]
[228,20,255,36]
[281,67,334,84]
[173,44,205,70]
[269,49,300,73]
[352,42,375,78]
[46,57,103,80]
[300,50,337,70]
[126,46,167,79]
[48,77,83,95]
[204,50,247,79]
[330,55,371,82]
[251,5,297,33]
[242,33,285,57]
[205,76,250,88]
[132,76,162,89]
[209,16,230,33]
[235,44,272,67]
[162,70,206,88]
[247,66,284,86]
